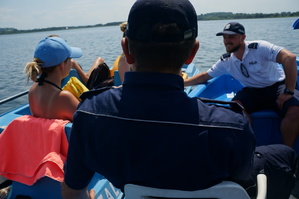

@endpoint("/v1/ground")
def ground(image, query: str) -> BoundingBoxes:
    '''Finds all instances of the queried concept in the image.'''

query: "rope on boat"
[0,90,29,105]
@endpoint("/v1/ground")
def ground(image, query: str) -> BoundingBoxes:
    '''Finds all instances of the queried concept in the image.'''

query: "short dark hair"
[128,23,196,72]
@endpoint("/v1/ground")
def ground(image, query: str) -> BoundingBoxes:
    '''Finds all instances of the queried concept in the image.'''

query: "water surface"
[0,17,298,114]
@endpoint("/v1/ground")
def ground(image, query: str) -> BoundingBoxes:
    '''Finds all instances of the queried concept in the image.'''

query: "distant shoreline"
[1,11,298,35]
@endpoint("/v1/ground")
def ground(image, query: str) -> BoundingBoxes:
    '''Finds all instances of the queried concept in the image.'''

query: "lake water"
[0,17,298,114]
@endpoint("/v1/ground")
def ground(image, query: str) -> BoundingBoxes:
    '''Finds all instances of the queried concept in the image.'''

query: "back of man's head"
[126,0,198,42]
[125,0,198,72]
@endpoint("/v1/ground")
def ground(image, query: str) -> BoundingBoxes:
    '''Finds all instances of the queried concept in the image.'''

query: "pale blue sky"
[0,0,298,29]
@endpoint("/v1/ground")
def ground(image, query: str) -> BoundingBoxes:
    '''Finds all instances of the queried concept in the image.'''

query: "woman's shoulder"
[29,88,79,121]
[46,92,78,121]
[57,90,80,106]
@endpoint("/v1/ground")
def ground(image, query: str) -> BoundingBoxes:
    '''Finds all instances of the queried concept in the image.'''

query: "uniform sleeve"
[207,59,228,78]
[64,112,95,190]
[229,120,256,183]
[258,40,283,62]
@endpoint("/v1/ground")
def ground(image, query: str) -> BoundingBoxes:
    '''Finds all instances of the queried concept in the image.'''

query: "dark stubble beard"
[226,43,241,53]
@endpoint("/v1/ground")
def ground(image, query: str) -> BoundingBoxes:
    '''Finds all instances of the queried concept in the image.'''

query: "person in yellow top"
[112,22,188,83]
[112,22,132,83]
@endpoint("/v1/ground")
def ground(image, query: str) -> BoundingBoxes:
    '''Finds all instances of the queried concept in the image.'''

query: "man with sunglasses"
[185,22,299,148]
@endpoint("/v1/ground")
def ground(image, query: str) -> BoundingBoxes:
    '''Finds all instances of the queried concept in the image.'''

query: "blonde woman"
[25,36,82,121]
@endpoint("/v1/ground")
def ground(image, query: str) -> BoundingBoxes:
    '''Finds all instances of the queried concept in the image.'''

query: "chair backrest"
[124,181,251,199]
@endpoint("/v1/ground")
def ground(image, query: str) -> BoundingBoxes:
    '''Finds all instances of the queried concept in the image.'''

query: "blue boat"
[1,57,297,198]
[1,17,298,197]
[0,64,198,199]
[188,56,299,154]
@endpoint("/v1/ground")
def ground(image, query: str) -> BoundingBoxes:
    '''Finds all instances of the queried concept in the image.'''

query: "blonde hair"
[120,22,127,37]
[120,22,127,32]
[24,58,44,83]
[25,34,62,83]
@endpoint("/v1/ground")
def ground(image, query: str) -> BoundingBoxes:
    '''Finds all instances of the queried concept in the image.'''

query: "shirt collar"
[123,71,184,91]
[242,42,250,60]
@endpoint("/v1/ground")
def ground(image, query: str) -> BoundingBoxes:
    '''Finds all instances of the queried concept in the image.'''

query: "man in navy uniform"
[62,1,297,199]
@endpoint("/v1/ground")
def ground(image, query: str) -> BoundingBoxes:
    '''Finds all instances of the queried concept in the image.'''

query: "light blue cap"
[34,37,83,68]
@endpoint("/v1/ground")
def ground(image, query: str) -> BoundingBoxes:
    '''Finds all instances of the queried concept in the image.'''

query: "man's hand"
[276,93,292,109]
[62,182,95,199]
[89,189,95,199]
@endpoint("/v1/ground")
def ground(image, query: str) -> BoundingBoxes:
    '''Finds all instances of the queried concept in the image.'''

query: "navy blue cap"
[216,22,245,36]
[126,0,198,42]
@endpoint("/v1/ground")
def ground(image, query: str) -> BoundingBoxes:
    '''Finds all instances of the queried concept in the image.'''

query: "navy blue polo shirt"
[64,72,256,191]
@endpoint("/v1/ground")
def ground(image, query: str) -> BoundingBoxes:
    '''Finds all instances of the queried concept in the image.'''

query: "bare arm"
[276,48,297,109]
[71,59,89,84]
[184,72,213,86]
[85,57,105,78]
[71,58,105,85]
[276,48,297,92]
[118,55,132,83]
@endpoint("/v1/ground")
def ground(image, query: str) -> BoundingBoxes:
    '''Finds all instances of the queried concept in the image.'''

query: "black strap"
[36,73,47,86]
[36,73,62,90]
[43,80,62,90]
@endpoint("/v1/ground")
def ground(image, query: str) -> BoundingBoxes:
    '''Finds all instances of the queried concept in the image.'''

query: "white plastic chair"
[124,174,267,199]
[256,173,267,199]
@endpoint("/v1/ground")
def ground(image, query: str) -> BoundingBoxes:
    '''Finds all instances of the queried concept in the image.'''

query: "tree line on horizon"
[197,11,299,20]
[1,11,298,35]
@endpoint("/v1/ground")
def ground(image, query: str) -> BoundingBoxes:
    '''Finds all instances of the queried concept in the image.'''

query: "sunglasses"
[240,63,250,78]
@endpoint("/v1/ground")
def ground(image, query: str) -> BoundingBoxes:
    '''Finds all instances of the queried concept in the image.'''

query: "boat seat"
[124,181,250,199]
[183,63,196,77]
[114,70,122,86]
[251,109,281,147]
[183,63,199,94]
[8,177,62,199]
[124,174,267,199]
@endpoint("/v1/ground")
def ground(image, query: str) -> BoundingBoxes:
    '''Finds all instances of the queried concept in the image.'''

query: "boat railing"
[0,90,29,106]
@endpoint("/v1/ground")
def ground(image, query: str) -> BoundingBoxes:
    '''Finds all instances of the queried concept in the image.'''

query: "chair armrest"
[256,173,267,199]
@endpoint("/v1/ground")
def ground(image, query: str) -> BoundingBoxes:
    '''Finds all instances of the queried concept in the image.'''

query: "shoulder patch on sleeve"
[248,42,258,49]
[220,53,231,61]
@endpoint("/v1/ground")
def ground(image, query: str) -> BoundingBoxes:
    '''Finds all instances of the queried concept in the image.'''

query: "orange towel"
[0,115,70,185]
